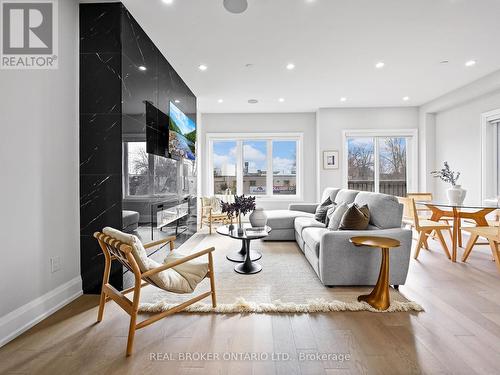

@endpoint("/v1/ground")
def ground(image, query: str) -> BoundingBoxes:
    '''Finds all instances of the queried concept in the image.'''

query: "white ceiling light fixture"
[286,63,295,70]
[162,0,174,4]
[223,0,248,14]
[465,59,476,67]
[174,99,180,103]
[403,96,410,101]
[375,61,385,69]
[340,97,347,102]
[218,99,224,103]
[138,65,147,71]
[278,98,285,102]
[198,64,208,71]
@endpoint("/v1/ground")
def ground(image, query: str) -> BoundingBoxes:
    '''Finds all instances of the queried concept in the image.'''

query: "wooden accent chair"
[94,227,216,356]
[200,196,230,234]
[399,197,452,260]
[406,192,453,238]
[462,209,500,245]
[462,220,500,274]
[406,193,433,218]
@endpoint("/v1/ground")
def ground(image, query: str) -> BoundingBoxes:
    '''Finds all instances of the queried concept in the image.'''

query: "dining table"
[416,200,499,262]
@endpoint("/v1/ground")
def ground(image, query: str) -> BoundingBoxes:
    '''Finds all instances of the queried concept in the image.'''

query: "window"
[126,142,150,196]
[273,140,297,195]
[213,140,237,194]
[243,140,267,195]
[208,134,301,198]
[378,137,407,195]
[343,130,417,196]
[123,141,192,197]
[347,138,375,192]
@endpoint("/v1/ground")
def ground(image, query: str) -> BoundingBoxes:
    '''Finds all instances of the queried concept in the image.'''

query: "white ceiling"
[122,0,500,113]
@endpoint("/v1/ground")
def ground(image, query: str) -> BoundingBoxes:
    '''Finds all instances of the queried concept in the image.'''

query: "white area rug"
[138,231,423,314]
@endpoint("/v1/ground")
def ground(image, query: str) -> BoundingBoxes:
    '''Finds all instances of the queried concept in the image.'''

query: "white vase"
[249,208,267,227]
[447,185,466,206]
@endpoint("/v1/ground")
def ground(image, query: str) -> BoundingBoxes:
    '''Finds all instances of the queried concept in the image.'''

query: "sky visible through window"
[243,141,267,174]
[273,141,296,175]
[213,140,296,175]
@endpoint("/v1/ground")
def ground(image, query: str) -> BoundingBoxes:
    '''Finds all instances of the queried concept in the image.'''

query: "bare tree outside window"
[347,138,375,192]
[378,137,407,196]
[347,137,407,196]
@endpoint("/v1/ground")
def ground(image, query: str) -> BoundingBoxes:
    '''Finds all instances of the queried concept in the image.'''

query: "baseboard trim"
[0,276,83,348]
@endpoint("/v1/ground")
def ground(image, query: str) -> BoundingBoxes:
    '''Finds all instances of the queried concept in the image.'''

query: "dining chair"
[406,193,433,218]
[94,227,216,356]
[402,197,452,260]
[462,214,500,274]
[406,192,453,238]
[398,196,429,249]
[462,224,500,273]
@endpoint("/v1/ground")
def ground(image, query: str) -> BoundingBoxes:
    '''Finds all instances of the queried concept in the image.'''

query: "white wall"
[200,113,317,209]
[431,92,500,201]
[0,0,81,345]
[419,69,500,201]
[316,107,419,197]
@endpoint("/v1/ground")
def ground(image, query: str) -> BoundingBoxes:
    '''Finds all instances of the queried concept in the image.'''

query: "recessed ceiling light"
[286,63,295,70]
[218,99,224,103]
[278,98,285,102]
[174,99,180,103]
[248,99,258,104]
[198,64,208,71]
[375,61,385,69]
[223,0,248,14]
[465,60,476,67]
[340,97,347,102]
[162,0,174,4]
[138,65,147,71]
[403,96,410,101]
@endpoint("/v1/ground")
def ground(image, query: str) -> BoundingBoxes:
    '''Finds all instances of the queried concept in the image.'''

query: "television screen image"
[168,102,196,160]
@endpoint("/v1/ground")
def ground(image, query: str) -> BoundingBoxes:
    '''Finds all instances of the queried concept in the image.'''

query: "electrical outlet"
[50,256,62,273]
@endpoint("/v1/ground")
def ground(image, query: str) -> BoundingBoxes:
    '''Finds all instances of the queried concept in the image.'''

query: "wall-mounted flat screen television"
[145,101,169,158]
[168,101,196,161]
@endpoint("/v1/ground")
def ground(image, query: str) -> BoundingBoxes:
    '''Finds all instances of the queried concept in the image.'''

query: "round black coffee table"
[216,224,272,274]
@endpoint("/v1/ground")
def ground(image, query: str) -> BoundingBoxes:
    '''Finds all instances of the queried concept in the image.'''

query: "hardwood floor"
[2,237,500,375]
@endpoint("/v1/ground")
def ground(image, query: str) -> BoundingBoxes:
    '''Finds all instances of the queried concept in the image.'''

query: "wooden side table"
[349,236,401,311]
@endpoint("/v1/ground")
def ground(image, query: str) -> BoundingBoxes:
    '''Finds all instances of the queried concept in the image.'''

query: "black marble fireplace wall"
[80,2,197,294]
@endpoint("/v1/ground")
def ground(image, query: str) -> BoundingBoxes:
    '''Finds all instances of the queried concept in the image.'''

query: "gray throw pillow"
[339,204,370,230]
[328,202,349,230]
[325,205,337,227]
[314,197,333,223]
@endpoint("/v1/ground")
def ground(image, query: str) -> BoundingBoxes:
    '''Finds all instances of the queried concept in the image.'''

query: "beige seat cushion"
[202,196,223,214]
[103,227,208,294]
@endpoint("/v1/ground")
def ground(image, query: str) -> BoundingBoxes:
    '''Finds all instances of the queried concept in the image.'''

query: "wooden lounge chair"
[94,227,216,356]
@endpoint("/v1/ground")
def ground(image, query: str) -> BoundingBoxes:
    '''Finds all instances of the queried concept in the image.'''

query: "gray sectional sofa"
[264,188,412,287]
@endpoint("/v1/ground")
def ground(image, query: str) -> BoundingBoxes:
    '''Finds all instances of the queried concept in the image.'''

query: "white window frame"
[206,132,303,200]
[341,129,418,193]
[481,109,500,202]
